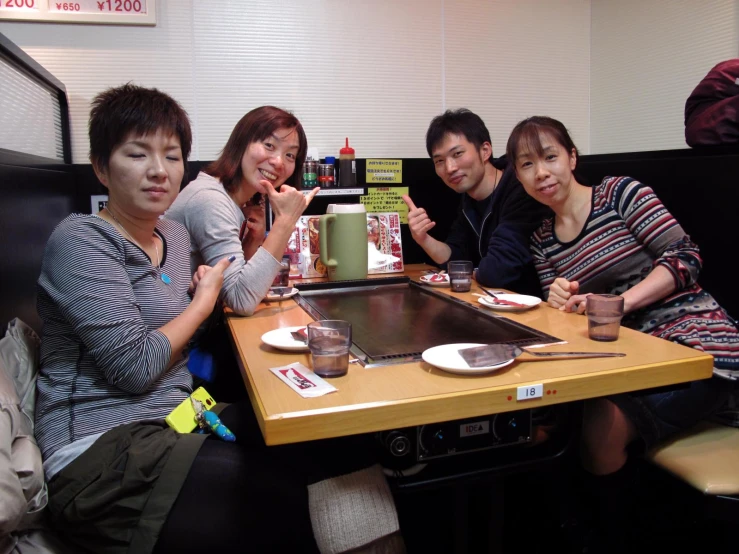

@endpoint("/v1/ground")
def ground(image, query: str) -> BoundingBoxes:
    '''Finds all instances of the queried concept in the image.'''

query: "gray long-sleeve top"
[35,215,193,460]
[166,172,280,316]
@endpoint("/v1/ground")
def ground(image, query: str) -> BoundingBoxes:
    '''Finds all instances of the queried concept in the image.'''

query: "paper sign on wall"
[360,187,409,224]
[366,159,402,183]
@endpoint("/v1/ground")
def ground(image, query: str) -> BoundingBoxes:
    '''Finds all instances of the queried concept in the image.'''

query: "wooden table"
[226,264,713,445]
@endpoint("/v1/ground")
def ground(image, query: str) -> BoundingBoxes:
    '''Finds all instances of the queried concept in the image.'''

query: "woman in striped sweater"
[506,116,737,546]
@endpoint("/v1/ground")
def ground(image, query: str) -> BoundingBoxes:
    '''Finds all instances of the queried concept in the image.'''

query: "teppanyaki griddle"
[294,277,561,368]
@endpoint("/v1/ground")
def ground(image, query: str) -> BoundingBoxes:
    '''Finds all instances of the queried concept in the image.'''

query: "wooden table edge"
[241,352,714,445]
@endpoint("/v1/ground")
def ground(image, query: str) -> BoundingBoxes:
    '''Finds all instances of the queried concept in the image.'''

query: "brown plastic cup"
[587,294,625,342]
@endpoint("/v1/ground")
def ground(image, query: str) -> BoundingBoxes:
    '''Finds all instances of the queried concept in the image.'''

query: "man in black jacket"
[402,109,549,297]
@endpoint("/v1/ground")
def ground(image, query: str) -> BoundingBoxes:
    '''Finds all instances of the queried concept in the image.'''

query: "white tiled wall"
[2,0,736,162]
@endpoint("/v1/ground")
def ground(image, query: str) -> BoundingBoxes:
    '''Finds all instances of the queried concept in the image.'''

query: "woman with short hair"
[36,84,402,554]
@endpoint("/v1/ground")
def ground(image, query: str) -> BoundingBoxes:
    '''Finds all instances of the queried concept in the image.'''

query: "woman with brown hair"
[167,106,319,317]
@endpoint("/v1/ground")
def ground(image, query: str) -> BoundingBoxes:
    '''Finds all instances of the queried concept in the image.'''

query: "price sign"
[516,383,543,401]
[0,0,38,11]
[0,0,155,25]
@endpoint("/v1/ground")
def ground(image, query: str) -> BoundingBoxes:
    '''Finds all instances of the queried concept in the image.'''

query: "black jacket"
[444,157,550,298]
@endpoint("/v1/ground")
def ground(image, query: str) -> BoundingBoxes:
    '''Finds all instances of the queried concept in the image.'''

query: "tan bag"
[0,318,40,425]
[0,318,72,553]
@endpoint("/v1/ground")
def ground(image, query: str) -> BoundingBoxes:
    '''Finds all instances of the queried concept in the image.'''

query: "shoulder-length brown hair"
[205,106,307,192]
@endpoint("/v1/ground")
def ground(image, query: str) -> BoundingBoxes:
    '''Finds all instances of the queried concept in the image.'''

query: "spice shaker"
[302,158,318,189]
[318,163,335,188]
[325,156,337,185]
[339,138,356,187]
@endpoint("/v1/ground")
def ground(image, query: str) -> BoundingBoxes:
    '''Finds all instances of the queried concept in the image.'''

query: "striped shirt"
[35,215,193,460]
[531,177,739,377]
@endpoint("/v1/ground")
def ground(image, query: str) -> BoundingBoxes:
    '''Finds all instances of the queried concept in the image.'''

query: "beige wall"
[1,0,736,162]
[0,0,590,162]
[590,0,739,153]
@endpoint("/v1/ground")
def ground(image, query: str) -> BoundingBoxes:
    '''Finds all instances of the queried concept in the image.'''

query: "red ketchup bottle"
[339,138,356,187]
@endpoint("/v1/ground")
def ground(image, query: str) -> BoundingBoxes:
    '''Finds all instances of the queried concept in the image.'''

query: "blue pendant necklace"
[152,238,172,284]
[106,208,171,285]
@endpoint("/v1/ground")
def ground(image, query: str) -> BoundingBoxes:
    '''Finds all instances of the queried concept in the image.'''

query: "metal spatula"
[458,344,625,368]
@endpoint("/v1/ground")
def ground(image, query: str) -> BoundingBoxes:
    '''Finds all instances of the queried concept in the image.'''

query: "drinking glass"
[272,256,290,287]
[307,320,352,377]
[587,295,625,341]
[448,261,473,292]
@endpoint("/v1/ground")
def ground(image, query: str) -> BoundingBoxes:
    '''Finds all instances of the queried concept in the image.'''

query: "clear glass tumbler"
[448,260,473,292]
[273,256,290,287]
[307,320,352,377]
[587,294,625,341]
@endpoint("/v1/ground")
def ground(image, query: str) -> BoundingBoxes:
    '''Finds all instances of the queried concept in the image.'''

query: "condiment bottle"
[325,156,337,185]
[318,163,335,188]
[339,138,356,187]
[302,157,318,189]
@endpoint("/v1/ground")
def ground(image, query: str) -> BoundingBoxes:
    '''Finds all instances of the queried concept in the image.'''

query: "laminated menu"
[282,212,404,278]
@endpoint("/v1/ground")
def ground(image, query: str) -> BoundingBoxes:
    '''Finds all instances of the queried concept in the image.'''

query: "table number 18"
[516,384,543,401]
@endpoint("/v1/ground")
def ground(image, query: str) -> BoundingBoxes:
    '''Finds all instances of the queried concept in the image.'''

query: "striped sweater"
[531,176,739,377]
[35,215,193,460]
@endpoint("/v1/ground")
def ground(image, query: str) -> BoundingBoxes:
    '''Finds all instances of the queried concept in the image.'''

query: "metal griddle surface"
[294,279,560,367]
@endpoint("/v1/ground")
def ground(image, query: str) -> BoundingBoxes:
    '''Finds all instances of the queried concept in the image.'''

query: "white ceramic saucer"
[477,294,541,312]
[263,287,300,302]
[260,326,310,352]
[421,343,515,375]
[419,274,450,287]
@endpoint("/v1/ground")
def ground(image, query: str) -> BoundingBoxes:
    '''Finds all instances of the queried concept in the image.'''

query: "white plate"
[477,294,541,312]
[263,287,300,302]
[419,274,450,287]
[260,326,310,352]
[421,343,515,375]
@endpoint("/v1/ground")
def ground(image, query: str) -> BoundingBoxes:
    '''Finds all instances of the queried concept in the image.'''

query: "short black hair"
[426,108,492,157]
[89,83,192,171]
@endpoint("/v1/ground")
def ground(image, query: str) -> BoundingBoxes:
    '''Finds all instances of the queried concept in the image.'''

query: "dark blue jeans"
[610,376,734,450]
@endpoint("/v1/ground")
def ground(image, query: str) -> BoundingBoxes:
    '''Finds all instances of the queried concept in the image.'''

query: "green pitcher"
[319,204,368,281]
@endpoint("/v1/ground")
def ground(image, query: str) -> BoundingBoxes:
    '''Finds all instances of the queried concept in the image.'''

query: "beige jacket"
[0,319,68,554]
